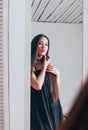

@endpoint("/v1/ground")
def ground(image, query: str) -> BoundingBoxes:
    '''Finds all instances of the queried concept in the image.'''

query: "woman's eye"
[38,42,48,46]
[38,42,42,45]
[45,43,48,46]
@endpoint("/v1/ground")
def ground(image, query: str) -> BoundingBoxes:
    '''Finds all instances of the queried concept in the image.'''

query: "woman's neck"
[37,56,43,60]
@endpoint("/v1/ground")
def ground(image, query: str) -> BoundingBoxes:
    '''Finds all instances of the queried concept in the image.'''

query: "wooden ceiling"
[31,0,83,24]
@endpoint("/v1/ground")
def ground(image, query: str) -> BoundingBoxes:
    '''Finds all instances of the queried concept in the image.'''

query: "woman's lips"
[41,50,46,52]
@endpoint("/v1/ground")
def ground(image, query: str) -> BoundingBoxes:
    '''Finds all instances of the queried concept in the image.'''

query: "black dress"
[31,70,63,130]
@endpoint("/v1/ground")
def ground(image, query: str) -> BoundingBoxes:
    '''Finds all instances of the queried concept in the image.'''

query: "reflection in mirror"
[30,0,83,129]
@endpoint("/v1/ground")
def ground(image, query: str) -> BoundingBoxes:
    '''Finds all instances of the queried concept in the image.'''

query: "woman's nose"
[41,43,45,48]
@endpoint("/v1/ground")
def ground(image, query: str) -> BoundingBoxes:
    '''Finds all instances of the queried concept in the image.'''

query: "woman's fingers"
[47,64,53,69]
[43,56,51,69]
[44,55,46,62]
[44,55,50,62]
[46,64,59,76]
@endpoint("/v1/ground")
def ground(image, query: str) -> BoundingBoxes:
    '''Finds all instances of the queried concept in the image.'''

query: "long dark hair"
[31,34,59,102]
[59,77,88,130]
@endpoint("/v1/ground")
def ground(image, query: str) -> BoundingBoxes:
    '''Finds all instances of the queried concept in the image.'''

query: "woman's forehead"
[39,37,48,42]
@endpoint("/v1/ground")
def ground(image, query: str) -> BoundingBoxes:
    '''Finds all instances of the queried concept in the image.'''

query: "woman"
[30,34,63,130]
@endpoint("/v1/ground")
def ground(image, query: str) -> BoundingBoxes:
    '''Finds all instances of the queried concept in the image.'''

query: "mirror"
[31,0,83,115]
[7,0,88,129]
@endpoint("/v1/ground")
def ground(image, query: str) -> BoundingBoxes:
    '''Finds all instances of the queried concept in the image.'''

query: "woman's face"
[37,37,49,58]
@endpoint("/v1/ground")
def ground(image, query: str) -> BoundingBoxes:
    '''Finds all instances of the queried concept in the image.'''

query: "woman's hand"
[46,64,60,76]
[46,64,61,88]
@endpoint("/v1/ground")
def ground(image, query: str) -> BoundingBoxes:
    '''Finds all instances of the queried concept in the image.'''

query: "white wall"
[31,22,83,114]
[9,0,25,130]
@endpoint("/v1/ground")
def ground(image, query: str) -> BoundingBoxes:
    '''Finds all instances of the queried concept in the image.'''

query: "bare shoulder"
[56,69,61,78]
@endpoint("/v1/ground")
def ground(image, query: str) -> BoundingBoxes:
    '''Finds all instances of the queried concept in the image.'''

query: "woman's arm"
[31,56,50,90]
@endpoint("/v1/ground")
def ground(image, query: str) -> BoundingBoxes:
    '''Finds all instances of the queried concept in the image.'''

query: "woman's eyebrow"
[38,40,43,43]
[38,41,48,43]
